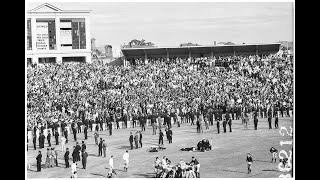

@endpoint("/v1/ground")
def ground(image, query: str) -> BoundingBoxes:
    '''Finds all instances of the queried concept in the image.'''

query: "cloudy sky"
[27,1,294,56]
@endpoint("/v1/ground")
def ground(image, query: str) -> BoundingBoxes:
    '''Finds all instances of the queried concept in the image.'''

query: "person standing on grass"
[159,130,164,145]
[98,138,103,156]
[134,131,139,149]
[253,112,258,130]
[123,150,130,172]
[268,109,272,129]
[94,131,99,145]
[109,155,117,177]
[33,135,37,150]
[65,148,70,168]
[82,149,88,169]
[61,136,66,152]
[84,125,88,140]
[81,141,86,154]
[167,128,172,144]
[274,113,279,129]
[55,129,59,145]
[129,132,133,150]
[139,131,143,148]
[103,140,108,157]
[36,151,42,172]
[64,128,68,143]
[54,147,59,167]
[246,153,253,174]
[47,130,51,147]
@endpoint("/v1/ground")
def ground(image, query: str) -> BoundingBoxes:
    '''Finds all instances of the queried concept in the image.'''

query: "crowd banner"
[28,131,33,139]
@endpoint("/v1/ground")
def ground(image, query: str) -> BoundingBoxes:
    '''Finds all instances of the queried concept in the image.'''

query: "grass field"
[27,116,293,178]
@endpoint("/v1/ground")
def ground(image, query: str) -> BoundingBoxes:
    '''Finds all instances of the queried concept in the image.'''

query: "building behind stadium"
[27,3,92,64]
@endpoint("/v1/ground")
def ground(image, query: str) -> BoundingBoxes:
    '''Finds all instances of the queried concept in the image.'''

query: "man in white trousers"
[108,155,117,177]
[122,150,130,172]
[61,136,66,152]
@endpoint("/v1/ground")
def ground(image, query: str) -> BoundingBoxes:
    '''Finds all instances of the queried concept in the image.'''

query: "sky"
[27,1,294,56]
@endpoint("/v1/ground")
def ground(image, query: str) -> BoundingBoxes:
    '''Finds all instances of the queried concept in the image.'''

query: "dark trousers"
[275,120,278,128]
[124,121,127,128]
[98,148,102,156]
[109,128,112,136]
[231,113,234,120]
[191,119,195,125]
[228,123,232,132]
[133,120,136,128]
[196,126,200,133]
[100,123,104,131]
[73,156,76,163]
[168,137,172,143]
[130,142,133,150]
[82,160,87,169]
[141,124,145,131]
[280,110,284,117]
[90,126,93,132]
[159,138,163,145]
[37,161,41,172]
[268,120,272,129]
[48,140,51,147]
[84,133,87,139]
[65,159,69,168]
[117,121,120,129]
[55,158,58,166]
[74,134,77,141]
[55,137,59,145]
[287,110,290,117]
[78,127,81,133]
[254,123,258,130]
[139,140,142,147]
[216,123,220,133]
[223,122,227,133]
[34,143,36,150]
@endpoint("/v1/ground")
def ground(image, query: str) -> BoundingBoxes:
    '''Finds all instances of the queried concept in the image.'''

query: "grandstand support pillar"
[211,47,213,59]
[256,45,258,56]
[166,48,169,60]
[32,56,39,64]
[143,49,147,60]
[188,48,191,59]
[233,46,235,56]
[56,56,62,64]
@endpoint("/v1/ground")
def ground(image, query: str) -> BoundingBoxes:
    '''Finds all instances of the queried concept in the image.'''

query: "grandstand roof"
[121,43,281,58]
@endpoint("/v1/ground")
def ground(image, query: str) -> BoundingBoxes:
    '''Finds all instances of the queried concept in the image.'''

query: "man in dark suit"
[98,138,103,156]
[89,120,93,132]
[36,151,42,172]
[47,130,51,147]
[73,128,77,142]
[33,135,37,150]
[129,132,133,150]
[222,114,227,133]
[254,112,258,130]
[55,129,59,145]
[216,116,220,134]
[159,130,164,145]
[75,142,82,162]
[84,126,88,140]
[167,128,173,143]
[108,121,113,135]
[64,129,68,143]
[77,121,82,133]
[64,148,70,168]
[134,132,139,149]
[82,149,88,169]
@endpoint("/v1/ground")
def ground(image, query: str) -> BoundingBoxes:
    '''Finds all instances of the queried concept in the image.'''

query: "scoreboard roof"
[121,43,281,57]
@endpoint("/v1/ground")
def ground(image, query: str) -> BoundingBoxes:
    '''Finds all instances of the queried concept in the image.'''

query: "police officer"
[36,151,42,172]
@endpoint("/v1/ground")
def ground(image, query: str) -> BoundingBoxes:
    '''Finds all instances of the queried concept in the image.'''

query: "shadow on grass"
[262,169,278,172]
[132,173,155,178]
[220,169,248,174]
[90,173,105,177]
[117,145,132,150]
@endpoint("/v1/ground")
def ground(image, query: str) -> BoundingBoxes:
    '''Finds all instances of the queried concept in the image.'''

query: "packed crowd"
[27,53,293,131]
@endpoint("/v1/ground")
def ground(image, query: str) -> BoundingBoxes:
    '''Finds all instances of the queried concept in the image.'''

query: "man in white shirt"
[108,155,117,177]
[122,150,130,172]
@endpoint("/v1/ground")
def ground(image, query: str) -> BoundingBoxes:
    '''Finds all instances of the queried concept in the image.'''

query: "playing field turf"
[27,116,293,178]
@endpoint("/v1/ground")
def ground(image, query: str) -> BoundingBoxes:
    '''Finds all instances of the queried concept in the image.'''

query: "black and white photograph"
[26,0,294,178]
